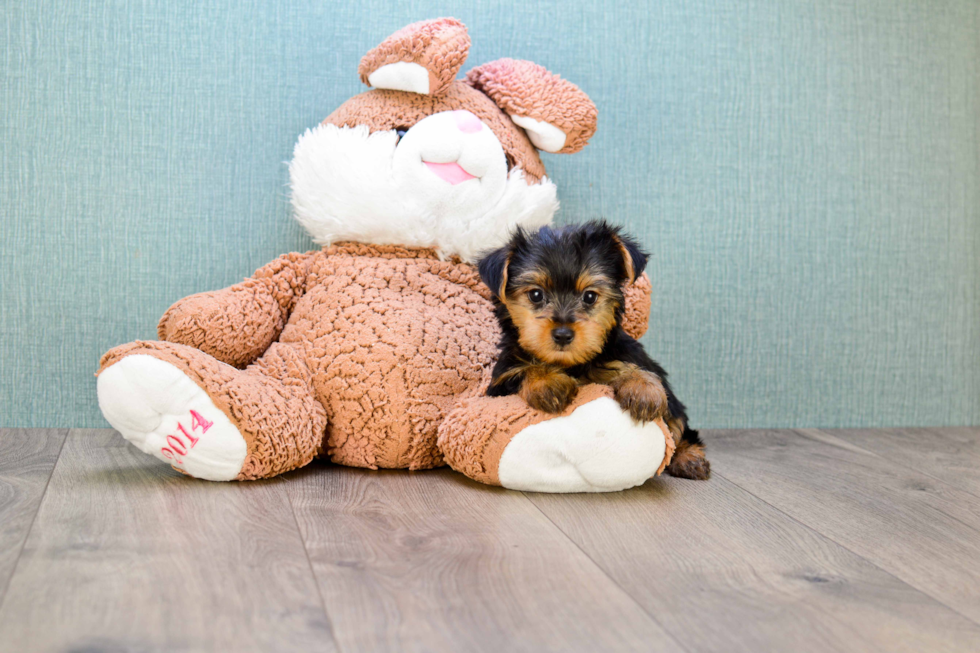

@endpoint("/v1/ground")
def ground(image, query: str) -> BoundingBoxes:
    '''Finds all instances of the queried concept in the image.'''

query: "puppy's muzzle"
[551,326,575,346]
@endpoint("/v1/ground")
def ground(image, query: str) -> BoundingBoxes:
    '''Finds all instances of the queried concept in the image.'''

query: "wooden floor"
[1,428,979,652]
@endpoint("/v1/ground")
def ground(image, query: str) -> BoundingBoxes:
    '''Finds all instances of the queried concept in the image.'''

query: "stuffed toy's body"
[97,19,675,492]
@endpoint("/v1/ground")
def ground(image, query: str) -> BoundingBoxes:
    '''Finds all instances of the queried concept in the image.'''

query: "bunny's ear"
[466,59,598,154]
[358,18,470,96]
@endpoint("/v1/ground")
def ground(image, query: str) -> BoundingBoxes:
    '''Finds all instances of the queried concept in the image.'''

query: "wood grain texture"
[4,427,980,652]
[827,427,980,497]
[709,428,980,624]
[286,465,678,653]
[0,430,336,653]
[0,429,66,606]
[527,474,980,653]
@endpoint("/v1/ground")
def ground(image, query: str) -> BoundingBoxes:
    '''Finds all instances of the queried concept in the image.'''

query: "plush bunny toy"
[97,18,675,492]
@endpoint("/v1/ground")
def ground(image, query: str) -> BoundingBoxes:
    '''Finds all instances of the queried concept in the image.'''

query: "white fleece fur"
[98,355,247,481]
[368,62,431,94]
[289,119,559,262]
[511,115,567,153]
[497,397,668,493]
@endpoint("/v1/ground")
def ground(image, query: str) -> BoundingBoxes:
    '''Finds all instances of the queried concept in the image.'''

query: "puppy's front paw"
[521,371,578,414]
[614,373,668,423]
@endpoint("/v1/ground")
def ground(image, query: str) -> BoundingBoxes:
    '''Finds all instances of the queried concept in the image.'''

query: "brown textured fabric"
[358,18,470,97]
[98,339,325,480]
[656,422,677,476]
[100,243,654,481]
[622,273,652,340]
[285,243,499,470]
[466,59,598,154]
[324,82,546,184]
[438,384,676,486]
[437,384,609,485]
[157,252,315,368]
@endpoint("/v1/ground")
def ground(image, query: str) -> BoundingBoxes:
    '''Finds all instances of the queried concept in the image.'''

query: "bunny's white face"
[289,18,597,262]
[289,111,558,262]
[393,110,511,214]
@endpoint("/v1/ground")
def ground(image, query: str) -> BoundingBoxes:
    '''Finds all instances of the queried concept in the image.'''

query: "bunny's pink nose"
[452,110,483,133]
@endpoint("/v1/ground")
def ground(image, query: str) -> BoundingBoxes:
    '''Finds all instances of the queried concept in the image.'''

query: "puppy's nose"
[551,326,575,346]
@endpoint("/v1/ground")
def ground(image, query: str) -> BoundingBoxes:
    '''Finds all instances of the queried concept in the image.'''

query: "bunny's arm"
[157,252,316,368]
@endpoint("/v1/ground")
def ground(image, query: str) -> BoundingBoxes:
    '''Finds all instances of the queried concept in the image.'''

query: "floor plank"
[709,428,980,625]
[827,427,980,497]
[286,464,679,653]
[0,429,336,653]
[527,473,980,653]
[5,426,978,652]
[0,429,67,606]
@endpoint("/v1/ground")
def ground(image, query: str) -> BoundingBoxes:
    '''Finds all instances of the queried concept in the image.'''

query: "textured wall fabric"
[1,0,978,428]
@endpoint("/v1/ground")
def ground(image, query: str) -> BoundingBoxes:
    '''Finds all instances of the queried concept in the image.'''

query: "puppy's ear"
[612,231,648,284]
[477,245,513,300]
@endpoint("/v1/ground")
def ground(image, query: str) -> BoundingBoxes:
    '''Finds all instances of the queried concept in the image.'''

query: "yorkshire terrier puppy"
[477,220,709,480]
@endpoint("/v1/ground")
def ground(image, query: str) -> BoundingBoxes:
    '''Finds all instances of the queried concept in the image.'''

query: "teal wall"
[2,0,978,429]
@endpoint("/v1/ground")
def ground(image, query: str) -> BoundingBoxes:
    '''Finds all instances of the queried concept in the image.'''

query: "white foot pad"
[97,355,247,481]
[497,397,668,493]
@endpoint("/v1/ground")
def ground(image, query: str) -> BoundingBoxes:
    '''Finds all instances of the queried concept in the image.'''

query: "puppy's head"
[478,220,648,367]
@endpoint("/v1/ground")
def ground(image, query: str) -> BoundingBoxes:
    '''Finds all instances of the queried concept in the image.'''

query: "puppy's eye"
[395,128,409,142]
[527,289,544,304]
[582,291,598,305]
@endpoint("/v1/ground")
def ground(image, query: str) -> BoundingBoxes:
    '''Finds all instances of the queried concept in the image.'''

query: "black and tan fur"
[477,220,710,480]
